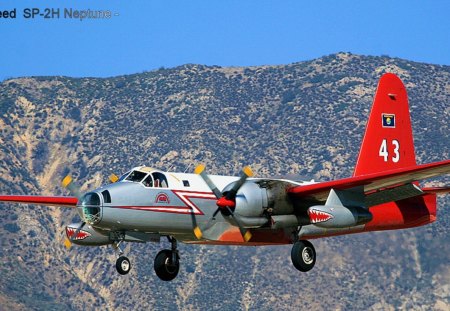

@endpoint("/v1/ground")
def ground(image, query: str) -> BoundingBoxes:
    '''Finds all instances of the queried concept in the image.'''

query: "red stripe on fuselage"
[109,190,217,215]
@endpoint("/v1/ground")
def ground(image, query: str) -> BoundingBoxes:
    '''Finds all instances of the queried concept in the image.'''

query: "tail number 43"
[379,139,400,163]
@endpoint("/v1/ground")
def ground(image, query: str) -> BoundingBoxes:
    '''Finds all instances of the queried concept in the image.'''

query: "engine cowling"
[224,181,267,217]
[307,205,372,228]
[66,223,112,246]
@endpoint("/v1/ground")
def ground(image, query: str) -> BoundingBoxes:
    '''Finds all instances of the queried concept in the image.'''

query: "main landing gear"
[291,240,316,272]
[154,237,180,281]
[113,236,180,281]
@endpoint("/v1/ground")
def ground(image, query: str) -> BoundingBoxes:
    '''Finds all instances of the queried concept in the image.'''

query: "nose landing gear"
[113,240,132,275]
[116,256,131,275]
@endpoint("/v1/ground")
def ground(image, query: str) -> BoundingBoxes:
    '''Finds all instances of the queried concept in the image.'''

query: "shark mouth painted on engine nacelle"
[308,209,334,224]
[66,226,92,241]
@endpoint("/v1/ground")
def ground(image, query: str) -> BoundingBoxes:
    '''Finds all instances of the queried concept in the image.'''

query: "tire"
[291,240,316,272]
[116,256,131,275]
[154,249,179,281]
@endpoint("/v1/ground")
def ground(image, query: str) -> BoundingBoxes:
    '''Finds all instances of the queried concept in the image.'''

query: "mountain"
[0,53,449,310]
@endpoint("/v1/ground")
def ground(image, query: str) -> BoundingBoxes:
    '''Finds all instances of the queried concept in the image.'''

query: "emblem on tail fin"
[382,113,396,128]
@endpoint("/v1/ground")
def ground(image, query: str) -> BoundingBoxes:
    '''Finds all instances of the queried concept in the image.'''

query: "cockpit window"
[125,170,147,182]
[118,171,131,182]
[143,175,154,188]
[152,172,168,188]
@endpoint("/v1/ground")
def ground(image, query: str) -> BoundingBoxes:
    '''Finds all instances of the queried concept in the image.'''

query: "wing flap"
[0,195,78,207]
[288,159,450,202]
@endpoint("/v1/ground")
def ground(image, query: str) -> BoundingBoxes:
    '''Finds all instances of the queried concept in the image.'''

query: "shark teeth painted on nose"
[308,209,334,224]
[65,226,91,240]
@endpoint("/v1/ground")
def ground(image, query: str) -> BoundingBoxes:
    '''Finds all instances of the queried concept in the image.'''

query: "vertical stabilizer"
[353,73,416,176]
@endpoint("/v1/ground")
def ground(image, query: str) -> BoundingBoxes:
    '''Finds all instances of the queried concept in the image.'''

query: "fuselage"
[74,166,437,246]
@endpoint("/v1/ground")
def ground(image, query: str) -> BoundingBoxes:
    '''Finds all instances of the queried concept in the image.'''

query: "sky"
[1,0,450,81]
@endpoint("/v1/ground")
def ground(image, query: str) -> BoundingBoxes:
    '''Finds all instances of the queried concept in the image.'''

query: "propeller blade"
[69,222,86,243]
[189,209,203,240]
[63,237,72,249]
[225,206,252,242]
[225,166,253,200]
[212,207,221,219]
[195,164,222,199]
[109,173,119,183]
[61,175,83,200]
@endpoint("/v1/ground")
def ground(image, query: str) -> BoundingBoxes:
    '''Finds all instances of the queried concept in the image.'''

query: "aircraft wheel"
[291,240,316,272]
[116,256,131,275]
[154,249,179,281]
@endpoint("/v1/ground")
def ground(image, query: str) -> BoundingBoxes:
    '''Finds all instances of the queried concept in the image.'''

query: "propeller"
[61,175,83,201]
[195,164,253,242]
[61,175,85,249]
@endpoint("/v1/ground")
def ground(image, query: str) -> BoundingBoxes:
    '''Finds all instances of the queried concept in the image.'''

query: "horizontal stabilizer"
[422,186,450,195]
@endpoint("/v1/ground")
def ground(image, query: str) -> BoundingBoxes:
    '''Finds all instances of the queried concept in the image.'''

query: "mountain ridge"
[0,53,449,310]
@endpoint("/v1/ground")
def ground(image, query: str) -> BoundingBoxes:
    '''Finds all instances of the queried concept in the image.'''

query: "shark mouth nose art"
[308,209,334,224]
[66,226,91,241]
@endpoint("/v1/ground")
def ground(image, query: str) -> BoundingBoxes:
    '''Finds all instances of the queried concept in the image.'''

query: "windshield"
[118,171,131,182]
[125,170,148,182]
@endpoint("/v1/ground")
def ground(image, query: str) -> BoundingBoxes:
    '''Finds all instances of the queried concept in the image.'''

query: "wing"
[288,159,450,207]
[0,195,78,207]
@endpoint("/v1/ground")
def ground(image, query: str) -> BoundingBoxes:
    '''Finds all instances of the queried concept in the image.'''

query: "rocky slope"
[0,53,449,310]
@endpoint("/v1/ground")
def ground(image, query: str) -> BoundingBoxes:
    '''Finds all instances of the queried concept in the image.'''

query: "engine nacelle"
[66,223,113,246]
[225,181,267,218]
[307,205,372,228]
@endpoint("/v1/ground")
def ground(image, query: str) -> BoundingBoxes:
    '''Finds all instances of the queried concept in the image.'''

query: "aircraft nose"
[80,192,102,224]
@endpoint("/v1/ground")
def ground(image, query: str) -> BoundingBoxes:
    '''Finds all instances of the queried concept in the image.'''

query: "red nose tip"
[216,197,236,209]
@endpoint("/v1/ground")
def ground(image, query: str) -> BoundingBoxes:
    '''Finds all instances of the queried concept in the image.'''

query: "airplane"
[0,73,449,281]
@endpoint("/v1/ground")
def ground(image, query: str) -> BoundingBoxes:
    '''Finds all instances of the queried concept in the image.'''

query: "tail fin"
[353,73,416,176]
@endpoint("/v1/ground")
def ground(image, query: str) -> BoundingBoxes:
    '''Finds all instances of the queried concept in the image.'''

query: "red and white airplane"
[1,73,449,281]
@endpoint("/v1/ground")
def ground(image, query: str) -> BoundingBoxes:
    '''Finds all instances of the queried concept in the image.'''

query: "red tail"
[354,73,416,176]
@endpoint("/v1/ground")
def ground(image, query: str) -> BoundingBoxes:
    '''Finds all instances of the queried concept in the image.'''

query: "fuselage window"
[143,175,154,188]
[152,172,168,188]
[125,170,147,183]
[102,190,111,203]
[183,180,190,187]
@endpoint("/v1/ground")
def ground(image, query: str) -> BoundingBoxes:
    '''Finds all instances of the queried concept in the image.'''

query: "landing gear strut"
[291,240,316,272]
[154,236,180,281]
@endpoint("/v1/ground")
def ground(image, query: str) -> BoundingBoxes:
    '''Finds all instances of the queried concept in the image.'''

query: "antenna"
[184,163,193,173]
